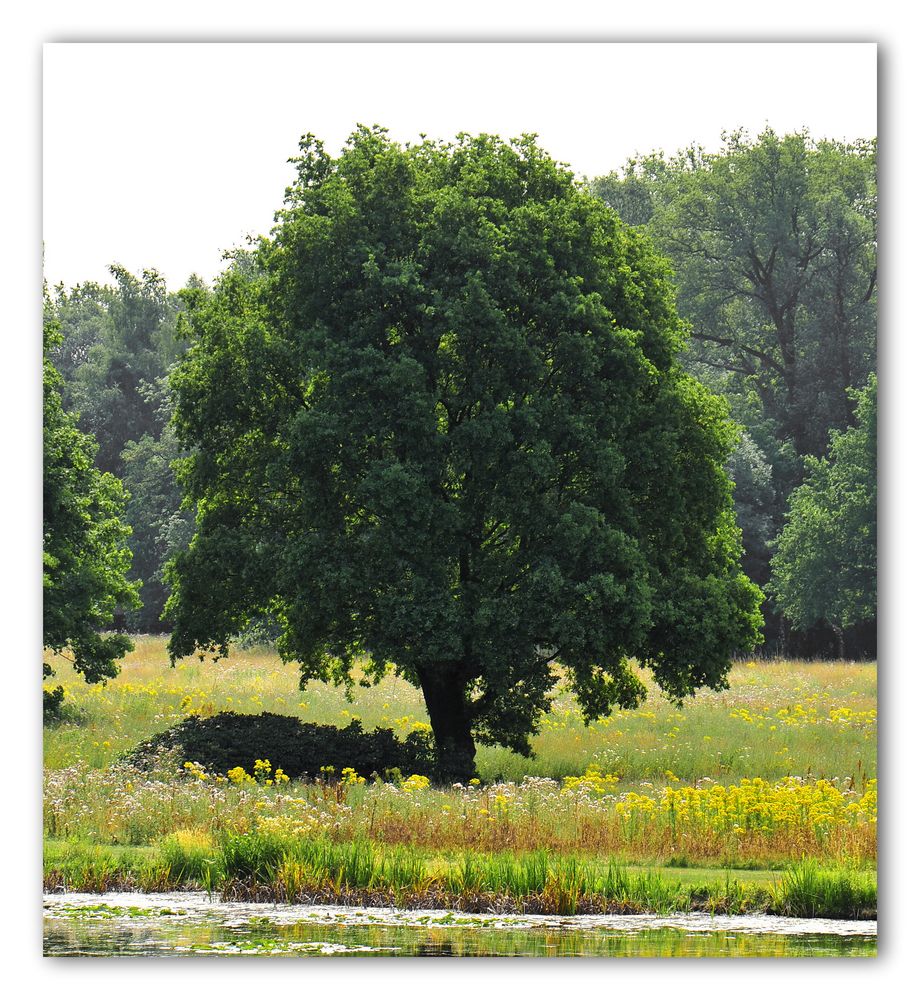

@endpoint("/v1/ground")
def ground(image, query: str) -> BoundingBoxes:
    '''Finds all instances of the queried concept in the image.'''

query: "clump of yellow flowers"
[186,758,291,786]
[402,774,431,792]
[227,766,256,785]
[182,761,209,781]
[615,776,877,836]
[562,763,620,796]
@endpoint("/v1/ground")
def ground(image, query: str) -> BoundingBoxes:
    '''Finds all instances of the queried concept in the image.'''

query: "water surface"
[44,892,877,958]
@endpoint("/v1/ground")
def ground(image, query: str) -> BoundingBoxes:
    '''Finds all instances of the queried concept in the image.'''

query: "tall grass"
[43,638,877,786]
[43,762,876,867]
[43,639,877,897]
[43,834,876,919]
[770,858,877,919]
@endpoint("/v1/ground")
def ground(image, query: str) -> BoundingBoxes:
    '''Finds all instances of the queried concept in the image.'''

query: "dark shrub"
[43,685,65,720]
[125,711,435,781]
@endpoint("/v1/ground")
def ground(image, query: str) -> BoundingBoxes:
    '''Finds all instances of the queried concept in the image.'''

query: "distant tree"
[43,309,139,707]
[52,265,185,478]
[725,430,776,590]
[120,377,195,631]
[166,128,762,780]
[48,280,112,385]
[49,268,200,631]
[770,375,876,656]
[594,129,877,654]
[594,128,876,489]
[592,150,671,227]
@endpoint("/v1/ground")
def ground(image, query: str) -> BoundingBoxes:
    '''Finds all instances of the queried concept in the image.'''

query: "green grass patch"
[769,858,877,919]
[43,638,877,786]
[43,640,877,892]
[43,836,875,920]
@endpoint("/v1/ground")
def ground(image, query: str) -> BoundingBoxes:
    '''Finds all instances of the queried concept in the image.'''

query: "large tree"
[167,128,762,780]
[43,310,139,707]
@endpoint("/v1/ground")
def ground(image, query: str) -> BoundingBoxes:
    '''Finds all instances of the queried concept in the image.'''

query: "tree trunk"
[418,666,477,784]
[830,622,846,660]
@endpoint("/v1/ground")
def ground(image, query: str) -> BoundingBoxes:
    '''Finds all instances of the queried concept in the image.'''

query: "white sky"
[43,42,877,290]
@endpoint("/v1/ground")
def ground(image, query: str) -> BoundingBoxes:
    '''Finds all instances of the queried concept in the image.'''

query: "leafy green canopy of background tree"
[52,266,185,478]
[593,130,875,473]
[43,309,139,708]
[166,128,762,780]
[48,267,194,631]
[770,375,876,650]
[593,129,876,652]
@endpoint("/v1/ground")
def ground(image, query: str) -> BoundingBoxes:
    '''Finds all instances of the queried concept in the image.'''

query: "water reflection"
[43,893,877,959]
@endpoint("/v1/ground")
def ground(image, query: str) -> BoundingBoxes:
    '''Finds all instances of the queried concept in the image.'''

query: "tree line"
[592,128,876,656]
[43,127,876,767]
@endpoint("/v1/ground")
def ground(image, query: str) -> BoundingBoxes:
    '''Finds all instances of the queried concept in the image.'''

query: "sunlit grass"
[44,753,876,869]
[43,637,877,787]
[43,834,876,919]
[43,638,877,912]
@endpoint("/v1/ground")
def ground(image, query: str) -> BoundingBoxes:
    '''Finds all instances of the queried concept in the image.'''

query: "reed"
[769,857,877,919]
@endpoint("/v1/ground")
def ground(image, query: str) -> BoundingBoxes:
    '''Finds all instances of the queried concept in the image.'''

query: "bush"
[125,711,435,781]
[43,685,66,720]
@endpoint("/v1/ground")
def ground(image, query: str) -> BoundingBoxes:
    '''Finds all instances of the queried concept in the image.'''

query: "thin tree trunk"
[830,622,846,660]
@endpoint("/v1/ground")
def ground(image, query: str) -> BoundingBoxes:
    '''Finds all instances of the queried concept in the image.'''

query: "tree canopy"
[165,128,762,779]
[47,267,195,631]
[51,265,185,478]
[770,375,876,650]
[593,128,876,653]
[43,308,139,702]
[725,430,776,589]
[594,128,876,478]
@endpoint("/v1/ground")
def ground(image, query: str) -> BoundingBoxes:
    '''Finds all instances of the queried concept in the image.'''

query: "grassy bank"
[43,638,877,913]
[43,837,876,920]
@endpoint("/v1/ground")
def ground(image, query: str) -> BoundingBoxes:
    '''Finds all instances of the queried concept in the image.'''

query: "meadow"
[43,637,877,916]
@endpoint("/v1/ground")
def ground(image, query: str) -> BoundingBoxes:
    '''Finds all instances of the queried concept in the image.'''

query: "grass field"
[44,636,876,783]
[43,637,877,914]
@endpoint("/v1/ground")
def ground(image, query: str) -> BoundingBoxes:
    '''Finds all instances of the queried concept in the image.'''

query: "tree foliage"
[43,309,139,696]
[48,267,196,629]
[51,266,185,478]
[166,128,762,779]
[770,375,876,644]
[593,129,876,652]
[725,430,776,589]
[594,128,876,485]
[120,408,195,632]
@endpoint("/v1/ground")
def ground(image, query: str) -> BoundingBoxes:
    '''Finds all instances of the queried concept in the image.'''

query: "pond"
[43,892,877,958]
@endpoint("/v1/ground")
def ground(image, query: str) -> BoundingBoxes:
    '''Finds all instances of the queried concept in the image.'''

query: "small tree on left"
[43,306,139,713]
